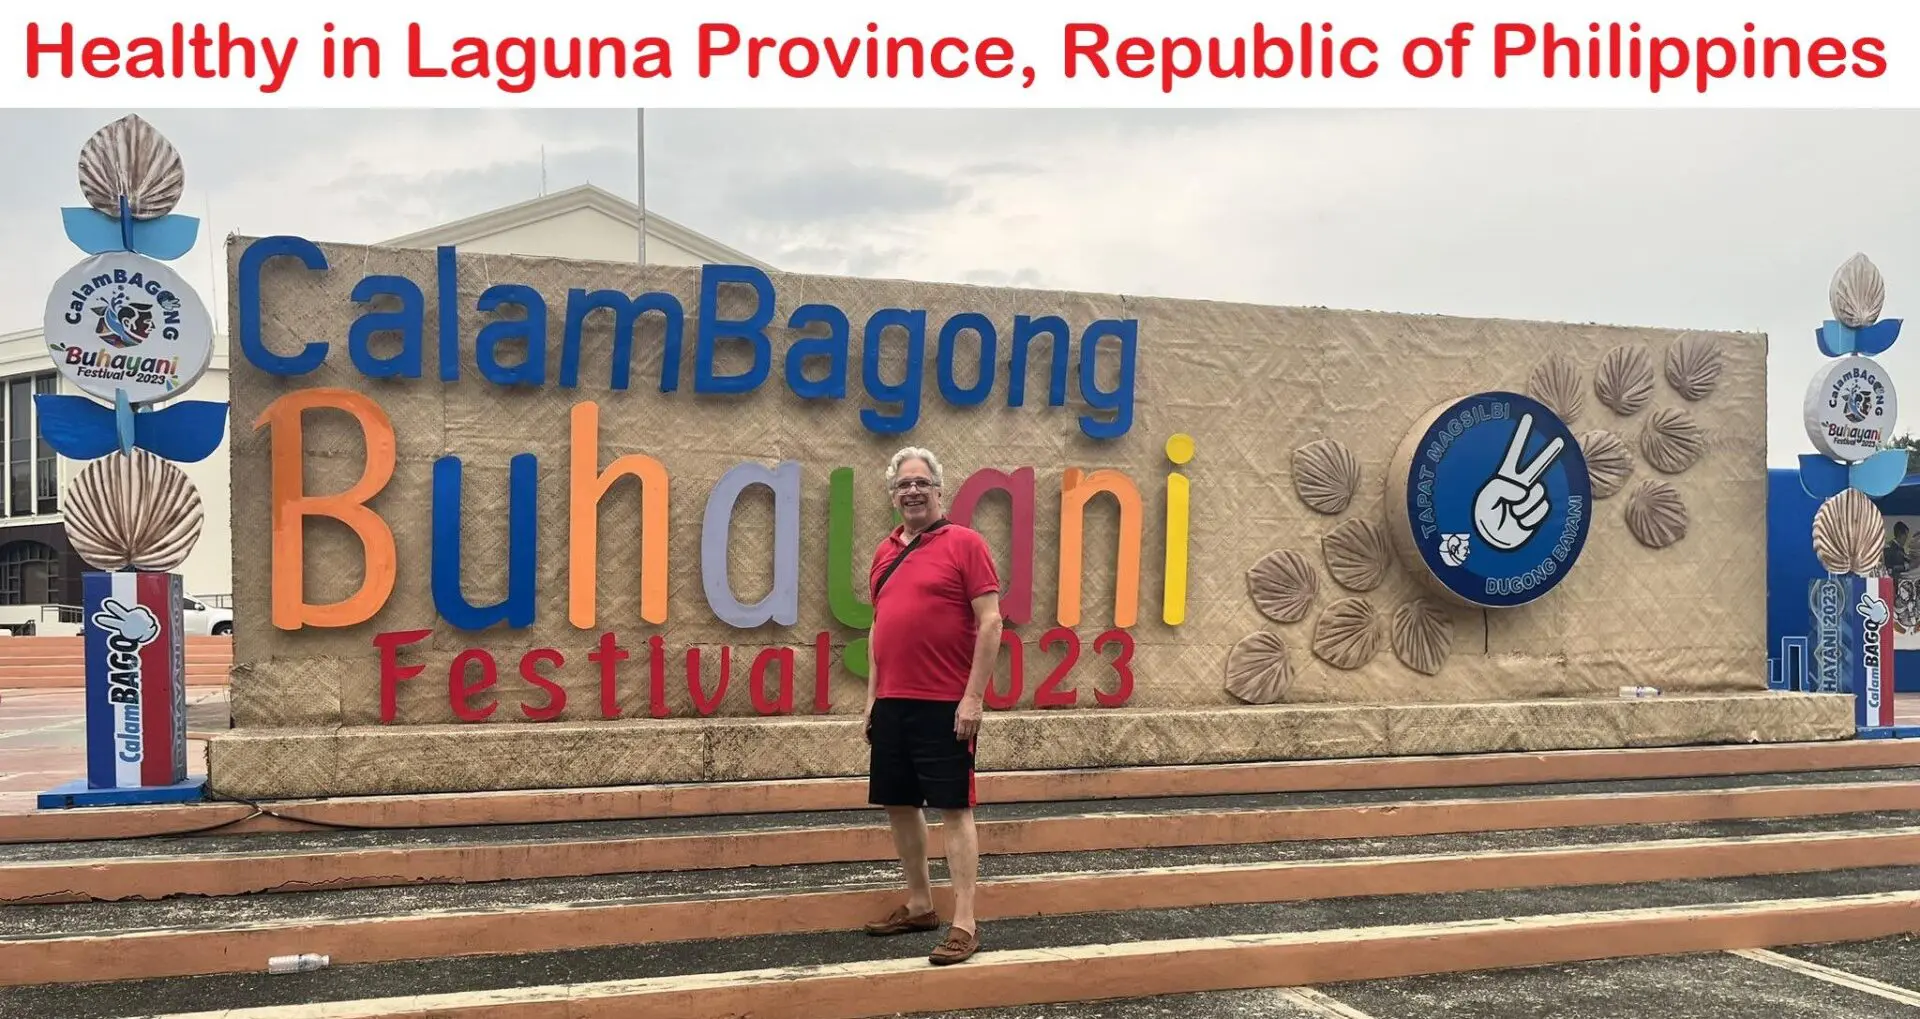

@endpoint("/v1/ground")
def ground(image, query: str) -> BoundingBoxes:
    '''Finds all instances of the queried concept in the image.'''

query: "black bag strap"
[872,519,948,600]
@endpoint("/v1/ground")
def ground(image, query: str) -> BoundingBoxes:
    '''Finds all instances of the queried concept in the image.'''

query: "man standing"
[861,446,1003,966]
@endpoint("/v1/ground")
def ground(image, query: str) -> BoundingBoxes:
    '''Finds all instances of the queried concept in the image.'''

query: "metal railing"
[38,603,81,624]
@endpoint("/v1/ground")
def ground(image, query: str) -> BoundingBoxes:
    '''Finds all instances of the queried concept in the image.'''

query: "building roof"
[377,184,773,270]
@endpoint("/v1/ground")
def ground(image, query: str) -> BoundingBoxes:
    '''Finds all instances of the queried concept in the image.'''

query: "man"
[860,445,1003,966]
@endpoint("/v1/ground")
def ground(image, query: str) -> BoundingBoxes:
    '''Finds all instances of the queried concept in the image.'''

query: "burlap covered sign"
[223,235,1773,747]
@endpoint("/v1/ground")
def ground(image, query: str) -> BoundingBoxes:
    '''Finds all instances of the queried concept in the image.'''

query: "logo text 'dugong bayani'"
[237,238,1140,439]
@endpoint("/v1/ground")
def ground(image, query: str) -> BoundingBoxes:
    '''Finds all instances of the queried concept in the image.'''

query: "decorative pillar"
[1796,254,1905,736]
[33,115,230,808]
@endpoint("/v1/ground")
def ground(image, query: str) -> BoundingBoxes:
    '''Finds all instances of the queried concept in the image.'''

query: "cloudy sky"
[1,108,1915,466]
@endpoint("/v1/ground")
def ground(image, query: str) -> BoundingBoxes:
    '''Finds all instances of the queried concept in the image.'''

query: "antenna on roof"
[636,108,648,266]
[539,146,547,197]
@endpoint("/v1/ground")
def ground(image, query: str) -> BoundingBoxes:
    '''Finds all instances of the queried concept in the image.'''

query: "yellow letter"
[1163,433,1194,626]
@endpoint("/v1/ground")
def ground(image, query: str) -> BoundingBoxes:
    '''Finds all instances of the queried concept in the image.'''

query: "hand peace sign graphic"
[92,598,161,646]
[1472,414,1565,552]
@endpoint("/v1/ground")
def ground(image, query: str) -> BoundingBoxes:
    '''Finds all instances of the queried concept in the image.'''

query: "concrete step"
[12,739,1920,846]
[7,766,1920,904]
[5,865,1918,1018]
[0,635,233,689]
[6,810,1920,986]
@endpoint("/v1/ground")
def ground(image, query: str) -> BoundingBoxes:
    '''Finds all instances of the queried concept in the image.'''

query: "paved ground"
[0,686,226,813]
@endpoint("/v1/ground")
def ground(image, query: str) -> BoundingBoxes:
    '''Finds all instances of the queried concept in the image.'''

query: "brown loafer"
[929,925,979,965]
[863,904,939,936]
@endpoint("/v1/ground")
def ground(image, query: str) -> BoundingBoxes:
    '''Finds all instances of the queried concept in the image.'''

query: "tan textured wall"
[225,237,1768,730]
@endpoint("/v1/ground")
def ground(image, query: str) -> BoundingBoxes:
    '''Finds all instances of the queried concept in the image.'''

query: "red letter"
[1808,38,1848,78]
[449,649,499,722]
[687,646,731,716]
[25,22,73,77]
[647,635,669,718]
[1063,23,1109,77]
[750,647,796,715]
[407,23,444,77]
[374,628,431,723]
[80,36,119,78]
[699,23,740,75]
[519,648,567,722]
[589,631,629,719]
[975,38,1014,78]
[1854,38,1887,77]
[1492,23,1535,76]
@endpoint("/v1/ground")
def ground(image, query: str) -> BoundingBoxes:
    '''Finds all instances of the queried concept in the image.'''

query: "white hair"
[886,446,943,490]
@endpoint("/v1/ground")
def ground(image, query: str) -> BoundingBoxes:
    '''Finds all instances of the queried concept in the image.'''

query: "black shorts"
[868,697,978,810]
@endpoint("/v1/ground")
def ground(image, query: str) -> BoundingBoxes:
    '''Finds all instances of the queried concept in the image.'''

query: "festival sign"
[34,114,227,808]
[223,231,1772,756]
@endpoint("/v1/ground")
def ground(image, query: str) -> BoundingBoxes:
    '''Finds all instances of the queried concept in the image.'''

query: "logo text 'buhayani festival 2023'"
[237,238,1188,723]
[1402,392,1591,609]
[43,253,215,403]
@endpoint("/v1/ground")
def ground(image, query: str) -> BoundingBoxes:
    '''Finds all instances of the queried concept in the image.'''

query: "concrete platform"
[203,692,1858,800]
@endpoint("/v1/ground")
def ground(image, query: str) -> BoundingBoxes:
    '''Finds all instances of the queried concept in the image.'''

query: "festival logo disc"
[1386,391,1592,609]
[43,252,214,405]
[1803,354,1897,464]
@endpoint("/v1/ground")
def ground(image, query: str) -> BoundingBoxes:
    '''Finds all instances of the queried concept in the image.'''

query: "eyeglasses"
[892,478,940,492]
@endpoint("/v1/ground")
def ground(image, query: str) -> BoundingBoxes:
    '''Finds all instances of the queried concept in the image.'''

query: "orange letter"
[253,388,398,629]
[1058,468,1142,629]
[570,401,670,627]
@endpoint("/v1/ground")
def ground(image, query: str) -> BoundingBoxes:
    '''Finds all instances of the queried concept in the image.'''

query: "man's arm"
[955,591,1002,740]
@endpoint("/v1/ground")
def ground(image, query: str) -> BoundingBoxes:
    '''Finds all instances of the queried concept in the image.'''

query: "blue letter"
[436,246,461,382]
[695,264,774,394]
[1008,315,1071,408]
[936,312,997,407]
[700,460,802,628]
[475,284,549,387]
[347,275,424,379]
[1078,319,1138,439]
[785,303,851,399]
[861,309,926,434]
[237,236,329,376]
[562,289,685,391]
[432,454,539,631]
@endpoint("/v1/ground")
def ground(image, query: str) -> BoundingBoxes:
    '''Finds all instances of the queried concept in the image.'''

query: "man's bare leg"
[939,807,979,933]
[886,805,935,914]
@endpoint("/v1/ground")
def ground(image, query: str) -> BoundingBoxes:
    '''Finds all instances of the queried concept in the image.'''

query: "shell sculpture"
[1391,599,1454,676]
[1246,548,1319,624]
[1593,345,1656,417]
[1312,597,1382,670]
[1830,253,1887,329]
[1578,430,1635,499]
[1526,353,1586,423]
[1624,479,1689,550]
[1664,337,1725,402]
[1812,488,1886,575]
[63,450,204,572]
[78,114,186,220]
[1639,407,1707,475]
[1224,631,1295,704]
[1322,518,1392,593]
[1292,438,1361,515]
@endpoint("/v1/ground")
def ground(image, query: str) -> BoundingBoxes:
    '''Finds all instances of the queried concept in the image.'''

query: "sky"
[1,107,1916,467]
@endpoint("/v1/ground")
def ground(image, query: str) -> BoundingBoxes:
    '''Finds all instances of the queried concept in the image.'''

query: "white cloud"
[2,107,1915,467]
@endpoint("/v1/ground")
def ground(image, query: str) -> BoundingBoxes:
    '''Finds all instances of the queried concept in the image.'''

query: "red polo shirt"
[869,521,1002,702]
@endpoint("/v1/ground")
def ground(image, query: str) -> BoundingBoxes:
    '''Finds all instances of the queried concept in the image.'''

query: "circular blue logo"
[1395,391,1591,608]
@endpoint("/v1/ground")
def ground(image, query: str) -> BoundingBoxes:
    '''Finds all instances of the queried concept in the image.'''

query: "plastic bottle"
[1618,686,1661,699]
[267,954,330,974]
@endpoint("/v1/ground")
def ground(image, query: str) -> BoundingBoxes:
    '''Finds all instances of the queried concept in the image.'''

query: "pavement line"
[0,719,83,741]
[1275,987,1380,1018]
[129,891,1920,1019]
[1730,948,1920,1006]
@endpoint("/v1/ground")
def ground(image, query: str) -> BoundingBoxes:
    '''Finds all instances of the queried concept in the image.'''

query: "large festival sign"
[34,115,228,808]
[1797,253,1906,733]
[216,225,1794,796]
